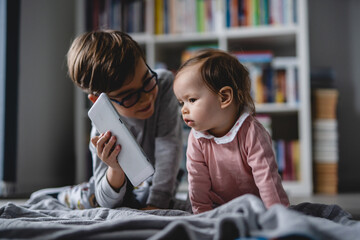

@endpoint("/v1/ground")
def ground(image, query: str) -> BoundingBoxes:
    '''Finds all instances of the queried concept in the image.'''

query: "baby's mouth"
[184,118,194,125]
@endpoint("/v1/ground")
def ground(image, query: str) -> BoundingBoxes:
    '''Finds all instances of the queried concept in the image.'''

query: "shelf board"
[154,32,219,43]
[225,25,298,39]
[130,33,153,44]
[283,181,312,196]
[152,25,298,44]
[255,103,299,113]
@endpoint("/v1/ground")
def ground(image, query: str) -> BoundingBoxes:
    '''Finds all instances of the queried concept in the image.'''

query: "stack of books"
[312,89,339,194]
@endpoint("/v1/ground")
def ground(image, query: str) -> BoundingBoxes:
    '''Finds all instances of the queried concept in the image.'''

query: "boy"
[63,30,182,209]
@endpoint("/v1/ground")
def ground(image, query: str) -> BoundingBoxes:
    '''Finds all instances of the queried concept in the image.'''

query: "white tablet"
[88,93,154,187]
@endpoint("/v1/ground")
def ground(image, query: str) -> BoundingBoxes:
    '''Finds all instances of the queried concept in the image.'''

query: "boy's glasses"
[110,66,158,108]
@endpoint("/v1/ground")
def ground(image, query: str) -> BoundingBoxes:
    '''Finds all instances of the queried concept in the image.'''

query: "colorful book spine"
[155,0,164,34]
[226,0,296,28]
[196,0,206,32]
[87,0,147,33]
[274,139,300,181]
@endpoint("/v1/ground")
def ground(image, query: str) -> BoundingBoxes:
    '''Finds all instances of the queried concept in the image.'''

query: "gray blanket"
[0,194,359,240]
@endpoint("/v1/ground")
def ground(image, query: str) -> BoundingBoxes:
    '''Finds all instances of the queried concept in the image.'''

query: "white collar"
[193,112,250,144]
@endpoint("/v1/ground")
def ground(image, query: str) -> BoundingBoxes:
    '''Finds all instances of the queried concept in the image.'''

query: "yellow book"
[155,0,164,34]
[292,140,300,181]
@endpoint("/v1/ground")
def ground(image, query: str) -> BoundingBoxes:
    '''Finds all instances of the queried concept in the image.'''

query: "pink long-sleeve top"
[186,113,289,214]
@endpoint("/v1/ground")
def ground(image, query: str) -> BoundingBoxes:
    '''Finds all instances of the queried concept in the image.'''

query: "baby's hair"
[67,30,145,94]
[177,49,255,115]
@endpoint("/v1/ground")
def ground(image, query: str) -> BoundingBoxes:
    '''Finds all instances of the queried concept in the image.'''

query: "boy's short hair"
[177,49,255,115]
[67,30,145,94]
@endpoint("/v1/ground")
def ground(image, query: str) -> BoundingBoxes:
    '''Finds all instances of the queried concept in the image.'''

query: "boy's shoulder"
[155,69,174,81]
[155,68,175,91]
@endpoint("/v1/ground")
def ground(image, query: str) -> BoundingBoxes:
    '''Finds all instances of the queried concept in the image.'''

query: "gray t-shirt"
[89,69,183,208]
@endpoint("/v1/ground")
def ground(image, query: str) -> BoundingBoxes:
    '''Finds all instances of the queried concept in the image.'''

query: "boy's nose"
[139,91,152,103]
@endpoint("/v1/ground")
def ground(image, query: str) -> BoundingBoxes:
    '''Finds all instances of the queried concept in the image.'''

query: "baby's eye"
[189,98,196,103]
[178,101,184,107]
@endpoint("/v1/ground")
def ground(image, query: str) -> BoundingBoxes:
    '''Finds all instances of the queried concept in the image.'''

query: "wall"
[0,0,7,183]
[308,0,360,192]
[16,0,76,194]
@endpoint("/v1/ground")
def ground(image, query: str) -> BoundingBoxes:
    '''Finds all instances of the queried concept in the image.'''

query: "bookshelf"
[76,0,312,196]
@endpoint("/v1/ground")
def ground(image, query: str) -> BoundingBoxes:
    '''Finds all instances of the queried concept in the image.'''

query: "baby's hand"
[91,131,121,170]
[141,205,158,210]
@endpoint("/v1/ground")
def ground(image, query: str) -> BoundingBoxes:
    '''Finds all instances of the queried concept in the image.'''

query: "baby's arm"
[245,119,289,208]
[187,131,213,214]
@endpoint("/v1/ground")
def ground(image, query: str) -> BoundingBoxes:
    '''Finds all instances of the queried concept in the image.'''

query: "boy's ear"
[218,86,233,109]
[88,94,98,103]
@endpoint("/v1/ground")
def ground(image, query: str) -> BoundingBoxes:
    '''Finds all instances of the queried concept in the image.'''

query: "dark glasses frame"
[108,64,158,108]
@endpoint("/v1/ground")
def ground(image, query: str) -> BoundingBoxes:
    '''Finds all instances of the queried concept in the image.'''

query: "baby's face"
[107,59,158,120]
[173,64,225,136]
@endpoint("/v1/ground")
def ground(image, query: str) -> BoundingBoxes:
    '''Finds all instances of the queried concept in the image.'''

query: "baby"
[173,49,289,214]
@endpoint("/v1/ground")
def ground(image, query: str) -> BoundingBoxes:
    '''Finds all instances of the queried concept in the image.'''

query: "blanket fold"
[0,194,359,240]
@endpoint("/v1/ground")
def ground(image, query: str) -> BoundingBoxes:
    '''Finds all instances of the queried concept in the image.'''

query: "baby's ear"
[219,86,233,108]
[88,94,98,103]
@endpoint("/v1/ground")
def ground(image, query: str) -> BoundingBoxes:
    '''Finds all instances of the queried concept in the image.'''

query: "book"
[196,0,206,32]
[274,139,299,181]
[155,0,164,34]
[272,57,299,105]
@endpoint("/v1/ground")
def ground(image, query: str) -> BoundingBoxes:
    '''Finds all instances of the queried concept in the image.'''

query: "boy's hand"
[91,131,125,190]
[91,131,121,170]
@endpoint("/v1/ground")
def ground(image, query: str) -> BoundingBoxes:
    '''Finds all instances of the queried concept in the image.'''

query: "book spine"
[197,0,206,32]
[155,0,164,34]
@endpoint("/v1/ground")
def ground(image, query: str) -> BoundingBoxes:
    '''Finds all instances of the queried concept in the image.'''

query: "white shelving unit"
[76,0,312,196]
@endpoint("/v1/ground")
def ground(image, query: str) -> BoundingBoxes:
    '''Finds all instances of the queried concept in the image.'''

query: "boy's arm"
[147,70,183,208]
[89,126,128,208]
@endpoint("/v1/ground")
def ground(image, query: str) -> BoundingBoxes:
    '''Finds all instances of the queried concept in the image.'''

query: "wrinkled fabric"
[0,194,359,240]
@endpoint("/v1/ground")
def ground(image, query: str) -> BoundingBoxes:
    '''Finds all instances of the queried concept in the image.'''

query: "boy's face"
[103,59,158,120]
[173,63,225,136]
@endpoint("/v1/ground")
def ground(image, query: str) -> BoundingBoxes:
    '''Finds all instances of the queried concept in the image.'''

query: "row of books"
[226,0,298,28]
[274,139,300,181]
[87,0,298,34]
[234,51,299,104]
[155,0,221,34]
[180,47,299,105]
[87,0,147,32]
